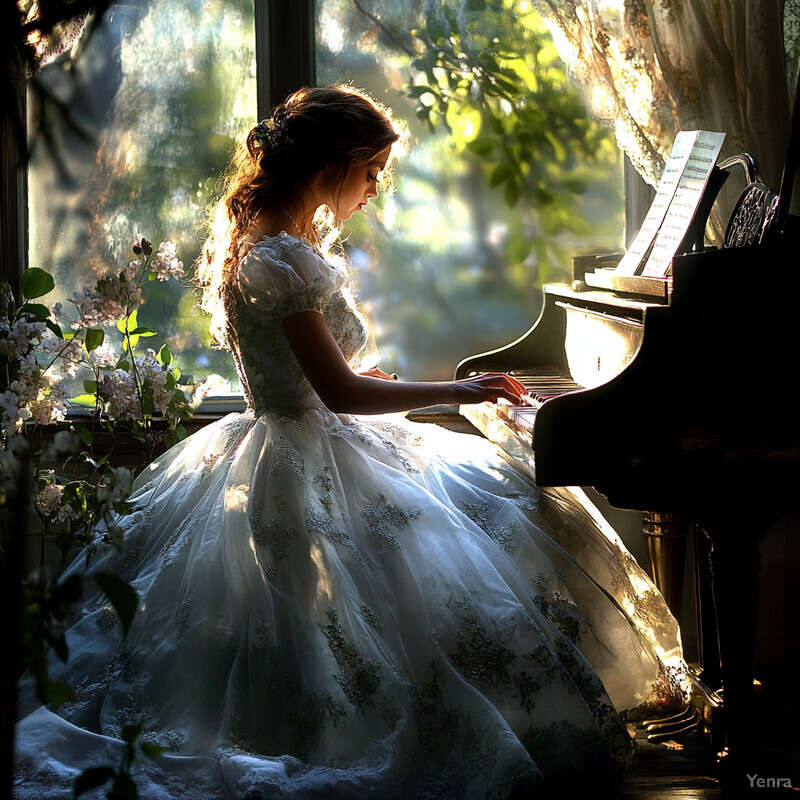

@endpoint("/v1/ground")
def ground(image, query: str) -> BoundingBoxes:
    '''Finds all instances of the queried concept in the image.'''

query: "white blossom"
[35,481,63,516]
[0,317,46,359]
[70,275,141,330]
[54,430,81,455]
[152,241,185,281]
[40,336,83,377]
[89,341,117,368]
[97,369,141,420]
[1,389,29,432]
[96,466,132,506]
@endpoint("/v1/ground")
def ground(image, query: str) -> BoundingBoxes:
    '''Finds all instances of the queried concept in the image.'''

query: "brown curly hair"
[196,85,405,346]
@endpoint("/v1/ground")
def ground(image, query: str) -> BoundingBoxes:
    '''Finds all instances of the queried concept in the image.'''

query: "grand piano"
[455,82,800,778]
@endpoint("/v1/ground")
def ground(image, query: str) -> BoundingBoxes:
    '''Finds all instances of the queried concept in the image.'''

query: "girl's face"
[326,145,392,220]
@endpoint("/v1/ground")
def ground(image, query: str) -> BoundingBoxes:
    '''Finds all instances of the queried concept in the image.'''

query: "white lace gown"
[14,233,685,799]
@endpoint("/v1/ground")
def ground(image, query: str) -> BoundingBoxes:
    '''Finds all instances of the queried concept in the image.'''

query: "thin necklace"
[276,203,301,236]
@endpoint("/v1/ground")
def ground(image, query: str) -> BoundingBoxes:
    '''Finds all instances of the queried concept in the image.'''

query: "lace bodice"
[231,233,368,413]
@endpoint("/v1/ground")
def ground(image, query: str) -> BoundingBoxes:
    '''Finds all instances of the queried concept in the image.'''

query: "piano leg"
[700,515,764,783]
[642,511,688,621]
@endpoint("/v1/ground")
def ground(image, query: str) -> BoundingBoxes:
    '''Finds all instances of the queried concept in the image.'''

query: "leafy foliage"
[403,0,621,270]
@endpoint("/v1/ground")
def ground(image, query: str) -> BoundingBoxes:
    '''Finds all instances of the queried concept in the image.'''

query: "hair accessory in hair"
[251,117,291,153]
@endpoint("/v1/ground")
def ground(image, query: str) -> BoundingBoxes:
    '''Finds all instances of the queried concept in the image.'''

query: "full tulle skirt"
[14,408,685,799]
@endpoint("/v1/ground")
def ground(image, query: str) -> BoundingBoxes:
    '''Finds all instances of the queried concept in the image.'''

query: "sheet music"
[614,131,700,276]
[614,130,726,277]
[641,130,726,276]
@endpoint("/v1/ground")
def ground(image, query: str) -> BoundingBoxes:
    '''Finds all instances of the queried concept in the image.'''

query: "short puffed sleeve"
[237,235,347,319]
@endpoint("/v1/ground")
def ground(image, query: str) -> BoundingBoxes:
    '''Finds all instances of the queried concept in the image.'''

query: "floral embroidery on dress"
[13,761,73,794]
[448,598,517,688]
[322,606,381,710]
[221,415,253,448]
[58,643,129,722]
[198,452,223,475]
[269,438,305,480]
[529,581,590,643]
[373,431,420,474]
[359,603,383,631]
[178,598,192,636]
[251,493,301,576]
[160,518,193,568]
[328,417,374,445]
[305,506,362,562]
[506,488,546,513]
[361,492,422,551]
[312,466,334,513]
[459,497,518,552]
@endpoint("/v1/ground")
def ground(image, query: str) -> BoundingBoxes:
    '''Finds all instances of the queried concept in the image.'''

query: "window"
[27,0,257,395]
[23,0,625,390]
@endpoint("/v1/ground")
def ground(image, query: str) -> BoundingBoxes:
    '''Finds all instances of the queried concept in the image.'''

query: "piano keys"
[456,280,651,485]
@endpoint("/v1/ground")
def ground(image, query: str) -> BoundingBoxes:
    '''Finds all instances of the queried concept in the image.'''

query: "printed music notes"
[615,130,726,278]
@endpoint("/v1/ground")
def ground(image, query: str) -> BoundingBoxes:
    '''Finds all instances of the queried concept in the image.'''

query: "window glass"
[316,0,624,381]
[28,0,256,393]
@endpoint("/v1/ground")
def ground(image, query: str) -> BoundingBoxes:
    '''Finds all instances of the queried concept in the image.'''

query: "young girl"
[15,85,684,799]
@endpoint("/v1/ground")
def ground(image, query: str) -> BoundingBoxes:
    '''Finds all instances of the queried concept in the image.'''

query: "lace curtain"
[532,0,799,242]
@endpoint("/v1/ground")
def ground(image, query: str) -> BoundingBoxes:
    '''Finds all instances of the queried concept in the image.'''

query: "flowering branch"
[0,236,199,708]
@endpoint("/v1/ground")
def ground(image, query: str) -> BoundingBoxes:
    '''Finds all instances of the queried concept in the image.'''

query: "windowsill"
[193,395,248,415]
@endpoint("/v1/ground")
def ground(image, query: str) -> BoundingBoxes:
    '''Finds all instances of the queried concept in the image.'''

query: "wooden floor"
[619,735,800,799]
[617,729,723,799]
[612,712,800,799]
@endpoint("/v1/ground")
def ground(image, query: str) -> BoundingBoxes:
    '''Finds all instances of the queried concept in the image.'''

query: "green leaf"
[489,162,512,187]
[406,85,434,99]
[140,741,170,758]
[561,178,588,194]
[51,633,70,663]
[110,774,139,800]
[74,766,115,796]
[95,572,138,635]
[466,138,494,157]
[46,320,64,339]
[70,394,99,407]
[157,344,172,365]
[117,309,139,335]
[508,234,531,264]
[130,327,157,337]
[84,327,105,353]
[83,380,98,393]
[53,574,84,606]
[20,267,55,300]
[121,722,143,744]
[17,302,51,319]
[504,178,521,208]
[71,422,93,446]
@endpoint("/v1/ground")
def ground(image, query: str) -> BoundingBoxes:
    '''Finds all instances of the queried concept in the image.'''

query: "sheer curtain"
[532,0,797,242]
